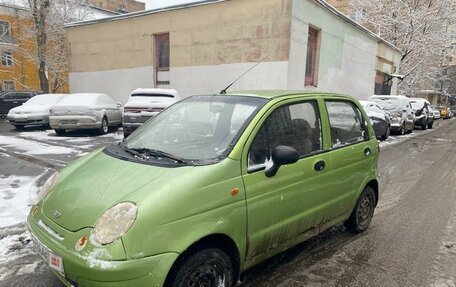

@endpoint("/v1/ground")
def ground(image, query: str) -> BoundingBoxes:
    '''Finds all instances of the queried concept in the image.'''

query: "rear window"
[132,93,175,98]
[24,94,65,105]
[58,94,99,106]
[371,98,400,111]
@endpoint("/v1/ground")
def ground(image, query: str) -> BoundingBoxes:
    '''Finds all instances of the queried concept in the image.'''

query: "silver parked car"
[122,88,180,138]
[49,93,122,135]
[369,95,414,135]
[7,94,67,129]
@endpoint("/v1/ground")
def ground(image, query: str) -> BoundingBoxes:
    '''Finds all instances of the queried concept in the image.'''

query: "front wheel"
[381,126,390,140]
[14,125,25,130]
[168,248,234,287]
[344,186,376,233]
[428,122,433,129]
[54,129,65,136]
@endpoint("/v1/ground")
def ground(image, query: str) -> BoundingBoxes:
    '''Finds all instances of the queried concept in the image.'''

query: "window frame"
[2,50,13,66]
[3,80,15,91]
[0,21,11,41]
[305,26,321,87]
[324,100,370,150]
[246,99,324,174]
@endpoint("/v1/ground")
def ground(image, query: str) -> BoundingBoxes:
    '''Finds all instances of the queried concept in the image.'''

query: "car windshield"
[124,95,267,164]
[371,98,400,111]
[24,94,64,105]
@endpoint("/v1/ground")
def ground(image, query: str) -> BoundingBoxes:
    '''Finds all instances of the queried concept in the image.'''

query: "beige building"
[91,0,145,13]
[65,0,402,103]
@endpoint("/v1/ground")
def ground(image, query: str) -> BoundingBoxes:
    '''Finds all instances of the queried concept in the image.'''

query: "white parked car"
[122,88,180,137]
[7,94,67,130]
[432,106,441,119]
[369,95,415,135]
[49,93,122,135]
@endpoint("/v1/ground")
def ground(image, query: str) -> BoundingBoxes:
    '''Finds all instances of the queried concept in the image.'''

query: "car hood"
[41,150,240,231]
[9,105,50,114]
[125,96,175,108]
[41,149,197,231]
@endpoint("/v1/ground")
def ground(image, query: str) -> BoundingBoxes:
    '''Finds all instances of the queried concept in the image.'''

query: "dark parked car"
[360,100,391,140]
[409,98,434,130]
[0,91,36,116]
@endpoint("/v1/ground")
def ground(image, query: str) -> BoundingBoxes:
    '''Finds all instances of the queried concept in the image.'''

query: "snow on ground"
[0,135,77,155]
[0,175,38,228]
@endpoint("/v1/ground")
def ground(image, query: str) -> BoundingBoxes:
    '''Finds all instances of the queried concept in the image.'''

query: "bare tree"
[1,0,92,93]
[349,0,456,95]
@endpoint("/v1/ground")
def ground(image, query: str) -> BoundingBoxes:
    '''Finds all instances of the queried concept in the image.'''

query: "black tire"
[400,123,406,135]
[381,126,390,140]
[99,117,108,135]
[344,186,376,233]
[54,129,65,136]
[421,123,427,130]
[167,248,234,287]
[14,125,25,130]
[428,122,433,129]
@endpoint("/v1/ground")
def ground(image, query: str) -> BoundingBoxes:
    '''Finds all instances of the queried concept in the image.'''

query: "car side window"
[248,101,322,171]
[326,101,368,148]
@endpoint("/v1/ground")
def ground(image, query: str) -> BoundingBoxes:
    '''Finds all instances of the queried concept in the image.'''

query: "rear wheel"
[168,248,234,287]
[98,117,108,135]
[54,129,65,136]
[381,126,390,140]
[344,186,376,233]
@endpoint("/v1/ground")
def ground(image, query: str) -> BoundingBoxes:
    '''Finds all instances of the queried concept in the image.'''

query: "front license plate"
[31,234,65,274]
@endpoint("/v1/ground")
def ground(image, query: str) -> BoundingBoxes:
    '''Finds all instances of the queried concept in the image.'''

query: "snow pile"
[0,175,37,228]
[0,135,76,155]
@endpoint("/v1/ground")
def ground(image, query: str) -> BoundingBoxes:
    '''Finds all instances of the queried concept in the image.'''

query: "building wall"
[0,5,40,92]
[289,0,391,99]
[67,0,292,102]
[66,0,401,102]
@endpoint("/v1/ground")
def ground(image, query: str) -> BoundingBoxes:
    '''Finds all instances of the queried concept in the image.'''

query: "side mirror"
[402,109,407,112]
[265,145,299,177]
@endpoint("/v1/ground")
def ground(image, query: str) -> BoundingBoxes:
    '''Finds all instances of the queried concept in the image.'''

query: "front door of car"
[242,100,331,260]
[324,100,375,219]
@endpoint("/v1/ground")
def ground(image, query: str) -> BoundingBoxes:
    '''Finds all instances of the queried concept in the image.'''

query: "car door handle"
[314,160,325,171]
[364,147,371,156]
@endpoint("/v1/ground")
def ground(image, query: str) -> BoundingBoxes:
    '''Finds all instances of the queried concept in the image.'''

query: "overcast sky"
[141,0,198,10]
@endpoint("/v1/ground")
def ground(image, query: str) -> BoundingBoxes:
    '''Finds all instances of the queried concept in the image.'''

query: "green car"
[28,91,379,287]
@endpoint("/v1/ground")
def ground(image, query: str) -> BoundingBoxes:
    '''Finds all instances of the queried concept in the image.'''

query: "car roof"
[224,90,355,100]
[132,88,178,96]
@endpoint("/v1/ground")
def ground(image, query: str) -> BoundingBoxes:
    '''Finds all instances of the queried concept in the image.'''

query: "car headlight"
[32,171,59,204]
[92,202,137,245]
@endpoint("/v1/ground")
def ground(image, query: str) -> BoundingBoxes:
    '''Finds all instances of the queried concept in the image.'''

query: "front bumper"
[49,115,101,130]
[8,114,48,126]
[28,209,178,286]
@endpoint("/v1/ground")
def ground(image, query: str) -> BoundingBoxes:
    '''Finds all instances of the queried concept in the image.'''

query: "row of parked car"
[360,95,453,141]
[0,90,453,139]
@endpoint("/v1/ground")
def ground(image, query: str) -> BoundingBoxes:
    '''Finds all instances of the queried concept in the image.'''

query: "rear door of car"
[323,98,376,219]
[242,97,332,260]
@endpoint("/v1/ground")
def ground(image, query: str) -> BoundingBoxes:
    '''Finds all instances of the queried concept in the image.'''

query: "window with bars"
[3,80,15,91]
[305,27,320,87]
[0,21,11,43]
[2,51,13,66]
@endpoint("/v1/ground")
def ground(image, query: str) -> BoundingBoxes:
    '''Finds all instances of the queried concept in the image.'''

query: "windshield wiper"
[123,146,188,165]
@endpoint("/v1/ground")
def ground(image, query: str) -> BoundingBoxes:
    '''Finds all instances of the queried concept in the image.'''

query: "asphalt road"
[0,118,455,287]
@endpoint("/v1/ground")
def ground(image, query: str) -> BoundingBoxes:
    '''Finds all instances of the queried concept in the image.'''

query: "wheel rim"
[102,119,108,133]
[186,263,226,287]
[357,194,373,228]
[386,126,390,137]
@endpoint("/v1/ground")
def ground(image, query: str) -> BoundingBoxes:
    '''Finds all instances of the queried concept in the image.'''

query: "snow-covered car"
[369,95,414,135]
[409,98,434,130]
[49,93,122,135]
[122,88,180,138]
[360,100,391,140]
[7,94,67,130]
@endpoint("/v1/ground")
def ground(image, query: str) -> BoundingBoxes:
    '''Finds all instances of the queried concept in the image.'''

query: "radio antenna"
[220,55,270,94]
